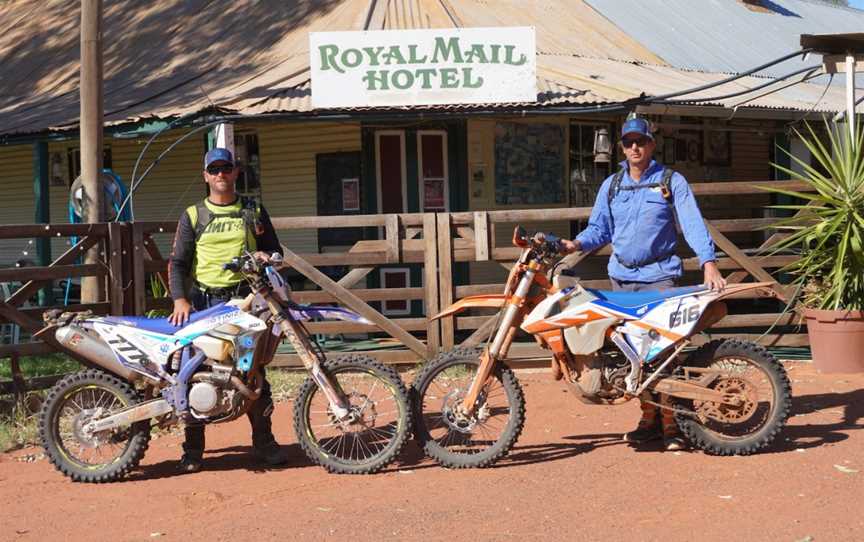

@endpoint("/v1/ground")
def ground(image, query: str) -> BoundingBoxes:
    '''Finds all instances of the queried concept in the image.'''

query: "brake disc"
[440,388,490,434]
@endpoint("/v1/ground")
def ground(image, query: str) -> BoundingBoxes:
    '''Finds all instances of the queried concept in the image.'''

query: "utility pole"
[80,0,104,303]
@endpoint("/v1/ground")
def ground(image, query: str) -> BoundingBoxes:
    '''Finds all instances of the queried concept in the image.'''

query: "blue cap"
[204,147,234,168]
[620,118,653,140]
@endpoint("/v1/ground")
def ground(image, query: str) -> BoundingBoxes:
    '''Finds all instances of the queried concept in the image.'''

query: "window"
[569,122,613,207]
[417,131,449,212]
[375,131,407,214]
[233,132,261,198]
[66,146,113,186]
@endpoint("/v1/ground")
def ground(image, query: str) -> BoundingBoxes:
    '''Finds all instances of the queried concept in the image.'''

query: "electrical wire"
[651,65,822,105]
[116,115,227,221]
[646,48,813,102]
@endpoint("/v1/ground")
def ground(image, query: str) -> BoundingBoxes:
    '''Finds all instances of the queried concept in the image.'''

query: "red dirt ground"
[1,361,862,542]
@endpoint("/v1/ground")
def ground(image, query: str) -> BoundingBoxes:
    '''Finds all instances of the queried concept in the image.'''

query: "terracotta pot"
[803,308,864,373]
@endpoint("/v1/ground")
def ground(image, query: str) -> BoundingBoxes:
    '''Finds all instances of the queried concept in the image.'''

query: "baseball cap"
[620,118,653,140]
[204,147,234,168]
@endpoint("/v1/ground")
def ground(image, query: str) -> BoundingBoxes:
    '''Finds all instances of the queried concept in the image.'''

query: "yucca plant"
[763,119,864,311]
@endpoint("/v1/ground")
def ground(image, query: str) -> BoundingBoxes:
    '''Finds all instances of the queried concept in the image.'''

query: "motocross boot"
[660,394,686,451]
[178,424,205,473]
[248,375,288,466]
[623,393,662,443]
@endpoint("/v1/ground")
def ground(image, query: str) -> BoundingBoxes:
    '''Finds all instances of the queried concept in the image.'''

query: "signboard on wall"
[310,27,536,108]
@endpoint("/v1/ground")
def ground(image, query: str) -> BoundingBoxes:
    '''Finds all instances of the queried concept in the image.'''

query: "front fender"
[432,294,507,320]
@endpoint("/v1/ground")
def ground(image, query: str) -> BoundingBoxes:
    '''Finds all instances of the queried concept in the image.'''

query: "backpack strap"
[659,167,674,201]
[190,198,263,243]
[239,196,265,237]
[606,167,627,208]
[608,167,676,206]
[191,201,215,243]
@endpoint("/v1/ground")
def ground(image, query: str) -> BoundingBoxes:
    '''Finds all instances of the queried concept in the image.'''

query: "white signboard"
[310,27,536,108]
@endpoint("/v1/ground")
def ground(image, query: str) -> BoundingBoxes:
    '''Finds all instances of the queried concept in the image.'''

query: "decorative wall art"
[494,122,565,205]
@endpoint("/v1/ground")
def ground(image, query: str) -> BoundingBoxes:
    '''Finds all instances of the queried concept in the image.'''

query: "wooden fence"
[1,179,812,393]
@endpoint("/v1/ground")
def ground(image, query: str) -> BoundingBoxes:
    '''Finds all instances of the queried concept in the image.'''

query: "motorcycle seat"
[101,303,236,336]
[587,285,708,310]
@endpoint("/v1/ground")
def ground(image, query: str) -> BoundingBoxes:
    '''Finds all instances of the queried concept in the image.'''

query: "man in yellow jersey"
[168,147,287,473]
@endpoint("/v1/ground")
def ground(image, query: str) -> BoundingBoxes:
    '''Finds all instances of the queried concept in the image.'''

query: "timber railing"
[2,178,814,386]
[130,213,442,367]
[0,222,123,397]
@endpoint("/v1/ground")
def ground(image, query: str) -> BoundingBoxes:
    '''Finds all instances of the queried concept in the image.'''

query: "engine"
[185,358,242,419]
[569,351,631,403]
[189,381,237,417]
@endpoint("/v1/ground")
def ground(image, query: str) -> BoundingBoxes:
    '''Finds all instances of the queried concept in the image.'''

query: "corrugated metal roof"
[585,0,864,80]
[537,56,847,111]
[0,0,369,135]
[0,0,858,138]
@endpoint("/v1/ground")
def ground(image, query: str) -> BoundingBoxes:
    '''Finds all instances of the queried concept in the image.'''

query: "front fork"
[459,268,535,414]
[263,296,352,419]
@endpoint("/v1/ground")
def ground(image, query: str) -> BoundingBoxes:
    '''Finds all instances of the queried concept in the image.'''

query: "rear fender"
[691,282,777,334]
[432,295,507,320]
[709,282,778,302]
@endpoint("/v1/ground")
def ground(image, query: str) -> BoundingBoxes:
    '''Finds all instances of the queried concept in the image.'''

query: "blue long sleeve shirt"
[575,160,716,283]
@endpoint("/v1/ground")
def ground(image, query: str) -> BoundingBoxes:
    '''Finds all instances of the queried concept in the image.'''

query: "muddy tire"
[39,369,150,483]
[673,339,791,455]
[293,354,410,474]
[412,347,525,468]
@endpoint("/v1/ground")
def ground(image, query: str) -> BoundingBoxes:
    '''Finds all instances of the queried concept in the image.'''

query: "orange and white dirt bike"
[412,227,792,468]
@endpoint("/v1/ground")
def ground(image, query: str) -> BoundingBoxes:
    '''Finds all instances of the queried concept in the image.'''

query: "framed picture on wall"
[677,130,703,164]
[704,130,731,166]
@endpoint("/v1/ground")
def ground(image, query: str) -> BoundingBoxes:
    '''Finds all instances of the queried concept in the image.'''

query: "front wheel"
[673,339,791,455]
[293,354,410,474]
[412,347,525,468]
[38,369,151,483]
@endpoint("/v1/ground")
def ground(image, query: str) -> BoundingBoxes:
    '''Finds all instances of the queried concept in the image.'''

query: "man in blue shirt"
[560,117,726,450]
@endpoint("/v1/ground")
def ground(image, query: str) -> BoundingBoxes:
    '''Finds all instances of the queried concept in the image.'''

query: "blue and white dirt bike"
[38,252,411,482]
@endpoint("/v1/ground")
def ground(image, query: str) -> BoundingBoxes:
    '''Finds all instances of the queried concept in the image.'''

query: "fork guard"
[431,294,507,320]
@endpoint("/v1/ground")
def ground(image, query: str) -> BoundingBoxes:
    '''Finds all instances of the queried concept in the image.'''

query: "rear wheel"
[412,347,525,468]
[293,354,410,474]
[673,339,791,455]
[38,369,151,483]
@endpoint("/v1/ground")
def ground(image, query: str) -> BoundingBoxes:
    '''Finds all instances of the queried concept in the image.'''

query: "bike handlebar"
[222,252,283,273]
[513,226,564,257]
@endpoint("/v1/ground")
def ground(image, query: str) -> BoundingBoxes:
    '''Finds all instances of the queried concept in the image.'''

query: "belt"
[195,282,249,298]
[614,250,675,270]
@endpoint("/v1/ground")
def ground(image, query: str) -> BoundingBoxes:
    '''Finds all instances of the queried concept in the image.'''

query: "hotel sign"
[310,27,536,108]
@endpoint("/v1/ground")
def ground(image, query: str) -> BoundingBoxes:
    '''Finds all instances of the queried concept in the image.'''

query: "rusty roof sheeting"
[0,0,854,138]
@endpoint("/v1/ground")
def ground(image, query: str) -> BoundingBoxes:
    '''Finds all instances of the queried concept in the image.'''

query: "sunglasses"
[206,164,235,175]
[621,136,651,148]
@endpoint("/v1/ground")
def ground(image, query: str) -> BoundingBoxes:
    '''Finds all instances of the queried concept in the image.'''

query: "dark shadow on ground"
[125,443,310,481]
[392,432,626,472]
[493,433,625,468]
[767,388,864,453]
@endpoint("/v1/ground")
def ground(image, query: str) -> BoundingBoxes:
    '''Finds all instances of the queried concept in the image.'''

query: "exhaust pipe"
[55,325,151,383]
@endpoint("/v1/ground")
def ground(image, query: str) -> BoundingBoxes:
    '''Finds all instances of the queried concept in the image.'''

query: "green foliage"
[145,275,171,318]
[764,120,864,310]
[0,354,79,379]
[0,397,40,452]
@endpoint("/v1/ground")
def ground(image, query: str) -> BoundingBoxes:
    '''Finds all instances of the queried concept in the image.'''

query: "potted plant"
[764,119,864,373]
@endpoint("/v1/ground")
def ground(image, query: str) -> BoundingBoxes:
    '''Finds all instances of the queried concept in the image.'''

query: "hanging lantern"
[593,128,611,163]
